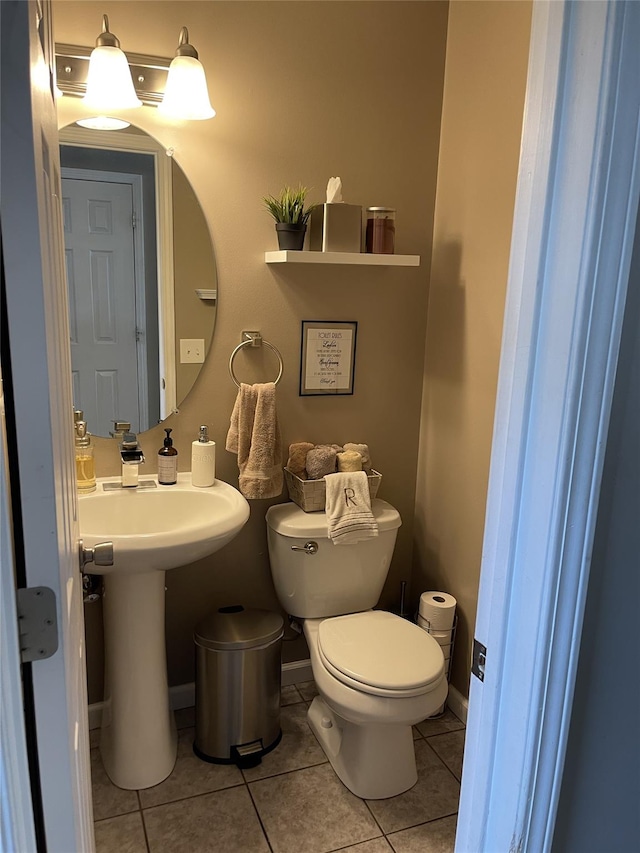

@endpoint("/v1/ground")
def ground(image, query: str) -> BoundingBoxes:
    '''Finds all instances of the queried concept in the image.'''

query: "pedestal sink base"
[100,571,177,789]
[79,475,251,788]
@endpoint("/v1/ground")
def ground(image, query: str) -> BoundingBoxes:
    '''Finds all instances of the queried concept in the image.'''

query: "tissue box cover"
[284,467,382,512]
[309,204,362,253]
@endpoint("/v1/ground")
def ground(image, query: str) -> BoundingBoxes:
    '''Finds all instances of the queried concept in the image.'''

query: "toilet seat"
[317,611,445,699]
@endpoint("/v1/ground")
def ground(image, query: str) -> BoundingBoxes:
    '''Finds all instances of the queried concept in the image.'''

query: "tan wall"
[413,0,532,696]
[54,1,448,702]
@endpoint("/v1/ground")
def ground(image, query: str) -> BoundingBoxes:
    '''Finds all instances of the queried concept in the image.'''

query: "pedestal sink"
[79,474,250,789]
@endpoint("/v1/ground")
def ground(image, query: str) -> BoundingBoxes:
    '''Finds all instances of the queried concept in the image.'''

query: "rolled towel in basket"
[343,443,372,473]
[306,445,338,479]
[324,471,379,545]
[287,442,314,478]
[337,450,363,472]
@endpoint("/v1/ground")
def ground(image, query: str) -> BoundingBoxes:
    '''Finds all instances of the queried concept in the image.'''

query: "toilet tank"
[265,499,402,619]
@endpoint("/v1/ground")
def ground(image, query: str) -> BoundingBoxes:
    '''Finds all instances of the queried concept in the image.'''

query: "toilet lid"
[317,611,444,693]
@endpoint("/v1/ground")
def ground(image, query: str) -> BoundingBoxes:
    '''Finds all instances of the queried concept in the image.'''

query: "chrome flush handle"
[290,541,318,555]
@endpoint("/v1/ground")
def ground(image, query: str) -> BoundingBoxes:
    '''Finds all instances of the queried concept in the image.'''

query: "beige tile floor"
[91,682,465,853]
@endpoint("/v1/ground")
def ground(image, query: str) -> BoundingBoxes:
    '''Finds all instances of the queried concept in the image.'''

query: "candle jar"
[365,207,396,254]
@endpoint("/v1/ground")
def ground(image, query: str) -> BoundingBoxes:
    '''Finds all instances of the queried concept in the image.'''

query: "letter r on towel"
[344,487,358,507]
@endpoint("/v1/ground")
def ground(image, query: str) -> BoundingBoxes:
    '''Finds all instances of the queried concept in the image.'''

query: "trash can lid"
[194,605,284,650]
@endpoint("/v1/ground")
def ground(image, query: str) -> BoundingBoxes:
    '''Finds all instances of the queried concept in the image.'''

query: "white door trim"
[456,2,640,851]
[0,386,38,853]
[1,2,94,849]
[59,124,176,419]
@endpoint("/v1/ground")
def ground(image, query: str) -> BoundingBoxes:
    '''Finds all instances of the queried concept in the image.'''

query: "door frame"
[0,369,38,853]
[456,1,640,850]
[1,1,94,850]
[59,125,176,420]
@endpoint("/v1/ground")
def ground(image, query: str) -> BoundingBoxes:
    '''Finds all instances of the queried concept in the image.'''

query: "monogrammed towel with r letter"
[324,471,378,545]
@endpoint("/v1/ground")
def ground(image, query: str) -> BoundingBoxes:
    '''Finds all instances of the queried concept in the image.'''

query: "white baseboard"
[446,683,469,724]
[89,660,465,730]
[282,658,313,686]
[89,659,315,729]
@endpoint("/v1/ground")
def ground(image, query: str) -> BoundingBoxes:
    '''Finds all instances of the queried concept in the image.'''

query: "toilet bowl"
[265,500,448,799]
[303,613,447,798]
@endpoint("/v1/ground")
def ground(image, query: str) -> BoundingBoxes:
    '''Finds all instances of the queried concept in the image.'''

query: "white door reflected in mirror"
[59,124,217,436]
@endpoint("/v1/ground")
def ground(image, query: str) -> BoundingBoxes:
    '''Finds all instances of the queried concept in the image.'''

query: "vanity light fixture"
[157,28,215,121]
[55,21,215,129]
[78,15,141,129]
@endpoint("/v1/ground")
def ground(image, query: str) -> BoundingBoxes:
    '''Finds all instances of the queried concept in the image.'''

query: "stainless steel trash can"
[194,605,284,767]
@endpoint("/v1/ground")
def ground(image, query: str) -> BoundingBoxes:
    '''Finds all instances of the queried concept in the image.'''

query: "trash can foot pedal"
[232,740,264,769]
[193,729,282,767]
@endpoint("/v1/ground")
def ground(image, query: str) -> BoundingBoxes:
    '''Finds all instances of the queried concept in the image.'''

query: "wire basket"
[284,468,382,512]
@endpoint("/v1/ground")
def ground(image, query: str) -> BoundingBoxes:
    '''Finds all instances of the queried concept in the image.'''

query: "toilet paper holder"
[415,614,458,683]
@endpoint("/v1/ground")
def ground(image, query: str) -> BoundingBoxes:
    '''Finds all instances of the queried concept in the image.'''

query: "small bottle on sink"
[157,428,178,485]
[191,425,216,487]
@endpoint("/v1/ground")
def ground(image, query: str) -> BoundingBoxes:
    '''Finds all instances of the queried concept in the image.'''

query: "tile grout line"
[244,779,275,853]
[136,790,152,853]
[136,780,247,813]
[242,756,329,786]
[361,796,387,845]
[421,737,463,785]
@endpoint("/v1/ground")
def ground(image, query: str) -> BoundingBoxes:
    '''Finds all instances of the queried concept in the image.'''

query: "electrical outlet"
[180,339,205,364]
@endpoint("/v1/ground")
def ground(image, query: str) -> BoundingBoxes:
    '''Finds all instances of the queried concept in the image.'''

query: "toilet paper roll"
[417,617,453,648]
[430,629,454,646]
[418,591,457,631]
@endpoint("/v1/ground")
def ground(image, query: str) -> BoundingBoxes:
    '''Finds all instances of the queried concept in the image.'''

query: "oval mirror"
[59,124,217,437]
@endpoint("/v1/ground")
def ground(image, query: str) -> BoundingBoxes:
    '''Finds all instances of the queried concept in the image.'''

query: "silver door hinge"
[17,587,58,663]
[472,638,486,682]
[132,211,137,228]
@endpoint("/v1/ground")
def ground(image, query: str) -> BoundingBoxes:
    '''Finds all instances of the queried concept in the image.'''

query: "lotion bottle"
[191,425,216,487]
[157,428,178,485]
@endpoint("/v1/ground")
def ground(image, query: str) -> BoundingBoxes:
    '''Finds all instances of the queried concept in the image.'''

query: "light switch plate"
[180,339,205,364]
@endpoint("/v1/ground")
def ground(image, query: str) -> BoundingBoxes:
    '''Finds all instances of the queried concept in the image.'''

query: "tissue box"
[309,203,362,253]
[284,467,382,512]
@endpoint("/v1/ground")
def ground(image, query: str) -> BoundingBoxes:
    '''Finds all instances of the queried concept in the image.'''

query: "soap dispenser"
[191,425,216,487]
[158,427,178,485]
[74,410,96,493]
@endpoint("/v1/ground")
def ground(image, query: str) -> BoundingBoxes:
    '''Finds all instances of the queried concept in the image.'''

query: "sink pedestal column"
[100,571,177,789]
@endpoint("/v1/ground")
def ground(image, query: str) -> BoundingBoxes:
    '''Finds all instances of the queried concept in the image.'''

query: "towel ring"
[229,332,284,388]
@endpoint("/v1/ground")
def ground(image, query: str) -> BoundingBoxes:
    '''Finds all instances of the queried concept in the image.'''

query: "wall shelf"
[264,250,420,267]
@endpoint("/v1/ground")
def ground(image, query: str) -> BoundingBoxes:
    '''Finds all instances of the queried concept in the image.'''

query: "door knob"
[79,539,114,571]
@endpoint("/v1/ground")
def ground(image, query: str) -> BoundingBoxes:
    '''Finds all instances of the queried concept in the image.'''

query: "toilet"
[265,499,447,799]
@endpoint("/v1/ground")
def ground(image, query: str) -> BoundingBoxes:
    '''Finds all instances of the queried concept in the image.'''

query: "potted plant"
[263,185,316,251]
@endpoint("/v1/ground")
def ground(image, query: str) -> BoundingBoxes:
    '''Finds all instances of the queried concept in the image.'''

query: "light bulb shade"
[158,55,215,120]
[76,116,131,131]
[84,45,142,111]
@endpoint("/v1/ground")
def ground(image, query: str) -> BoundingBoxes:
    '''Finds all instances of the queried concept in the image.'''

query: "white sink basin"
[79,473,250,573]
[78,473,250,790]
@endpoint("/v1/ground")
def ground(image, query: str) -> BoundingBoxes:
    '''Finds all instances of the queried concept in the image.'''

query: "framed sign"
[300,320,358,395]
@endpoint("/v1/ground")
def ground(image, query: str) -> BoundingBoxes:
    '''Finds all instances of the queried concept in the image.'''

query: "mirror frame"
[59,124,179,419]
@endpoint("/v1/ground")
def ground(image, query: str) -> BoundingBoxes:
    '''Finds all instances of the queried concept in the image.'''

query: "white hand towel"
[324,471,379,545]
[226,382,283,499]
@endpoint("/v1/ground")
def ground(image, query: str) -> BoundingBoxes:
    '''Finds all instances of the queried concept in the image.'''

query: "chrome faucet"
[102,423,156,491]
[120,432,145,487]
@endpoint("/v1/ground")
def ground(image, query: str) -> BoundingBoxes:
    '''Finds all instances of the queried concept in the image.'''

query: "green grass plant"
[262,185,316,226]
